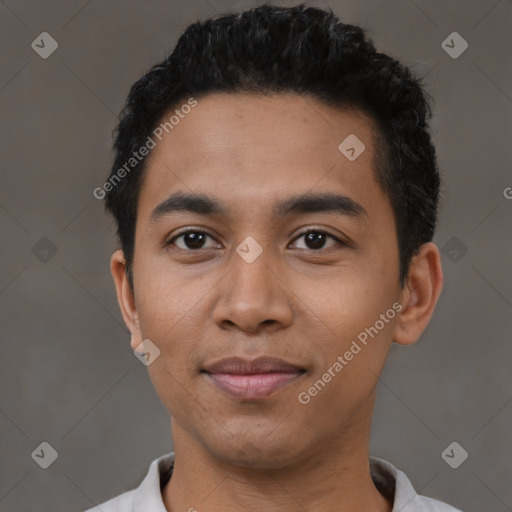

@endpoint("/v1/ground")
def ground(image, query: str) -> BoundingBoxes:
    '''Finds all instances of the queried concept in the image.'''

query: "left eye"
[291,230,343,250]
[166,229,343,251]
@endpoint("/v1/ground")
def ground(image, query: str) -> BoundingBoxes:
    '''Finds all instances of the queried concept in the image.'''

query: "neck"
[162,413,392,512]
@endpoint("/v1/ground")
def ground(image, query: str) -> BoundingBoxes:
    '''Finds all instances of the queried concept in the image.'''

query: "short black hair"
[103,3,440,291]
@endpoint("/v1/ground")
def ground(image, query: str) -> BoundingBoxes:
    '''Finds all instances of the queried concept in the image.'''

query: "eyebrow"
[149,191,367,224]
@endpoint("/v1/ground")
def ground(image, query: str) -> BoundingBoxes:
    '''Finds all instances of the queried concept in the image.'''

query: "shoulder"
[412,494,463,511]
[369,456,464,512]
[82,452,175,512]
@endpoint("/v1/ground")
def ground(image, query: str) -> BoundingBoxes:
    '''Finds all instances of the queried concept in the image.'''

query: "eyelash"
[165,228,347,252]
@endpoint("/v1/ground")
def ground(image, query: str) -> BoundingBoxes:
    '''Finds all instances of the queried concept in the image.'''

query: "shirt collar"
[369,456,422,510]
[132,452,422,511]
[132,452,174,512]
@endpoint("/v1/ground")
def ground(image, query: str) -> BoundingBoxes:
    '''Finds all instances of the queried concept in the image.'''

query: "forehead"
[136,93,385,227]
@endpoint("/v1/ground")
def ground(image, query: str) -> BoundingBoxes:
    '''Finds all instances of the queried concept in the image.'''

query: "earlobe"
[393,242,443,346]
[110,249,142,345]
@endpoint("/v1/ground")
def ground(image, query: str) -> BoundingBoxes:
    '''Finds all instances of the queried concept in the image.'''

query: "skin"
[110,93,443,512]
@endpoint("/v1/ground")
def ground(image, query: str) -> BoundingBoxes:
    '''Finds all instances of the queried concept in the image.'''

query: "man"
[89,3,461,511]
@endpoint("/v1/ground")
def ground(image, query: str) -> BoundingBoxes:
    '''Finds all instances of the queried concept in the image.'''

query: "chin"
[206,430,311,471]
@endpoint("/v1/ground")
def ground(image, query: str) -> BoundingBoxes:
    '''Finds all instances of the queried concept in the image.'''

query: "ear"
[393,242,444,346]
[110,249,142,350]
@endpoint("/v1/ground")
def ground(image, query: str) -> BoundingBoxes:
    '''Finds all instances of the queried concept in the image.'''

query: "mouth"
[201,356,307,400]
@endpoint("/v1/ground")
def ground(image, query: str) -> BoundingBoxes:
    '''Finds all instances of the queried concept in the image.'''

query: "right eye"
[165,229,221,251]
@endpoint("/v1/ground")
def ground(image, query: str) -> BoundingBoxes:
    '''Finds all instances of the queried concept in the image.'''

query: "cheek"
[134,279,195,382]
[295,321,394,426]
[292,270,398,399]
[135,261,212,333]
[134,266,224,376]
[293,262,396,333]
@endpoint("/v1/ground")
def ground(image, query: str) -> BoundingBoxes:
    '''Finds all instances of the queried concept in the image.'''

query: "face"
[114,93,409,469]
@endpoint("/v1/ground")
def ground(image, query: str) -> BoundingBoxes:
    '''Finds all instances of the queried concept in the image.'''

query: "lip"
[202,356,306,400]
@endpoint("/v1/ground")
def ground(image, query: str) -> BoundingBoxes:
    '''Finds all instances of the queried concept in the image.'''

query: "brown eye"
[167,230,219,251]
[291,230,344,251]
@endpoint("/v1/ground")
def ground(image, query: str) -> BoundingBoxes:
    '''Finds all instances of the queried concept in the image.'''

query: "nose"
[212,246,294,334]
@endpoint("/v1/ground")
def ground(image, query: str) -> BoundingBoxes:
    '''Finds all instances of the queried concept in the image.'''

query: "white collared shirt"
[84,452,462,511]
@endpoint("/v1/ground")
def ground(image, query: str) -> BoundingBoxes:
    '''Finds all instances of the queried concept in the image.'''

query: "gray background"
[0,1,511,511]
